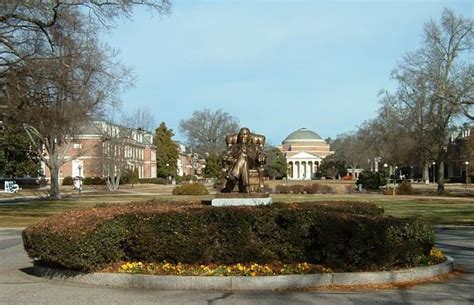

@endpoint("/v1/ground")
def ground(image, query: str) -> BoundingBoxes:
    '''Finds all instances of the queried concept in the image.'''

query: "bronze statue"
[221,127,267,193]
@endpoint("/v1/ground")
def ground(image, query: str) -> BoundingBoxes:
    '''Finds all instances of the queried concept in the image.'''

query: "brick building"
[42,120,157,182]
[446,126,473,181]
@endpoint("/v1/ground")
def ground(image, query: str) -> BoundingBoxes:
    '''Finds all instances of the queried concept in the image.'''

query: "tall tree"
[330,133,369,178]
[203,153,222,179]
[0,123,40,178]
[6,10,128,198]
[154,122,178,179]
[119,106,156,132]
[1,1,170,199]
[319,155,347,179]
[264,147,287,179]
[100,125,133,191]
[0,1,171,77]
[179,108,239,156]
[390,8,472,192]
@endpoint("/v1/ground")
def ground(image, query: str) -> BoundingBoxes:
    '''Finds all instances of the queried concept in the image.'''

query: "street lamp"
[465,161,470,189]
[383,163,389,186]
[77,164,83,197]
[393,166,398,196]
[166,163,170,184]
[432,161,436,184]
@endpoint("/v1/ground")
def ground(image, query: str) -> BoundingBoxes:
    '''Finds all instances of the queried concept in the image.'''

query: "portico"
[287,152,322,180]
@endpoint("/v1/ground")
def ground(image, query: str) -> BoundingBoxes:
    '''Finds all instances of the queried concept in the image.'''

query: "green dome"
[283,128,322,143]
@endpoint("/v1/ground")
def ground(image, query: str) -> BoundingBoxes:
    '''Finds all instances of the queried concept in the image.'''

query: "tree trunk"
[49,165,61,199]
[105,172,121,191]
[437,160,445,193]
[422,161,430,184]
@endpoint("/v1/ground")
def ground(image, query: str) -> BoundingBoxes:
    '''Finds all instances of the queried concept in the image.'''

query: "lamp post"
[166,163,170,184]
[77,164,82,197]
[393,166,397,196]
[465,161,470,190]
[432,161,436,184]
[383,163,389,187]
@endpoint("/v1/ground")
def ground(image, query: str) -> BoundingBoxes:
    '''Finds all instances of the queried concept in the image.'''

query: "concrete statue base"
[211,193,272,207]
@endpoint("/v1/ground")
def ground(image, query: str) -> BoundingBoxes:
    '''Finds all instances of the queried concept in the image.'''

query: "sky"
[103,0,472,146]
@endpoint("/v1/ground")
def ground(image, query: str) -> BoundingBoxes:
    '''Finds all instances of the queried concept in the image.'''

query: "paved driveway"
[0,227,473,305]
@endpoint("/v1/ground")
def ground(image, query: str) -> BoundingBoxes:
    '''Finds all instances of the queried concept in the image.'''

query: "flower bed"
[109,261,333,276]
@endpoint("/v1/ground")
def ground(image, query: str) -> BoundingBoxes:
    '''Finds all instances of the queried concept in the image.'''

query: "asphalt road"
[0,227,473,305]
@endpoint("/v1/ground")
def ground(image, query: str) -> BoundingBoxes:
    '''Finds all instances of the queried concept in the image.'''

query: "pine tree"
[204,153,222,179]
[264,147,287,179]
[154,122,178,179]
[0,124,40,178]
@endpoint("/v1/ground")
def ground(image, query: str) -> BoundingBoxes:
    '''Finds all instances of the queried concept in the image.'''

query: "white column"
[292,161,297,180]
[308,162,313,179]
[296,161,300,179]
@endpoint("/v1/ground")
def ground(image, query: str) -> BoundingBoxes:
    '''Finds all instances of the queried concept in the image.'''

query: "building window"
[73,143,82,149]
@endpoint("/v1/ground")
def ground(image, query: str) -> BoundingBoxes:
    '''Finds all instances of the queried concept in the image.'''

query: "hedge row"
[274,183,334,194]
[22,201,433,272]
[172,183,209,195]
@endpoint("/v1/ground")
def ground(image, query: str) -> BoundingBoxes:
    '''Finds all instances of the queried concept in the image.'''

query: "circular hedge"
[22,200,434,272]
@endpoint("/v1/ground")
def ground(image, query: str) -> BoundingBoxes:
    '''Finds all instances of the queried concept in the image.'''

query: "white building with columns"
[279,128,333,180]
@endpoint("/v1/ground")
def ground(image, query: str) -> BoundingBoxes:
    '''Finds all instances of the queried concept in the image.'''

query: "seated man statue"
[221,127,266,193]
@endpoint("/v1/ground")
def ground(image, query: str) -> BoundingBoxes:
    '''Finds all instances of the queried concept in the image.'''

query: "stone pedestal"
[211,193,272,207]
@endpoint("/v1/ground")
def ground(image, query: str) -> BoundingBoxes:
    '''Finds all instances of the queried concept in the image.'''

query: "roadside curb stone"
[32,256,454,291]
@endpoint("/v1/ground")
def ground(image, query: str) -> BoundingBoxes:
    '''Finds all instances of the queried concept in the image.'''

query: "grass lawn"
[1,187,473,227]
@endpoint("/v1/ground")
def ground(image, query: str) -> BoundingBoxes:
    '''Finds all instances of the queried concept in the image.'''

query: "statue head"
[237,127,251,144]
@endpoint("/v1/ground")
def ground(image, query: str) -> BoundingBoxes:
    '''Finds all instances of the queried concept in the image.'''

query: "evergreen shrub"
[290,184,304,194]
[275,185,290,194]
[172,183,209,195]
[23,201,433,272]
[397,181,414,195]
[83,177,105,185]
[139,178,167,184]
[356,171,386,190]
[62,176,73,186]
[303,183,321,194]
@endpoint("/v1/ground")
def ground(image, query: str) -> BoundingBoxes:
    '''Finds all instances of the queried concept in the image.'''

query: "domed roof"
[283,128,323,143]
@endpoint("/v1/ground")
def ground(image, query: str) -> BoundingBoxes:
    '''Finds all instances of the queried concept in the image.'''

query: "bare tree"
[330,133,368,178]
[1,1,170,199]
[100,126,133,191]
[0,1,171,76]
[119,106,156,131]
[390,8,472,192]
[179,108,239,155]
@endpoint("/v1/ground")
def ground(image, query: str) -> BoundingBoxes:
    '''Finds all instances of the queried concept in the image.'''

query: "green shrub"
[23,201,433,272]
[319,185,334,194]
[172,183,209,195]
[356,171,386,190]
[139,178,167,184]
[385,181,414,195]
[397,181,414,195]
[275,184,290,194]
[83,177,105,185]
[303,183,321,194]
[62,176,73,186]
[182,175,198,182]
[290,184,304,194]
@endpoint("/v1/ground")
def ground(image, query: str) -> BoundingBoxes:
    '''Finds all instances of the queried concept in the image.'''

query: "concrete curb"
[32,256,454,291]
